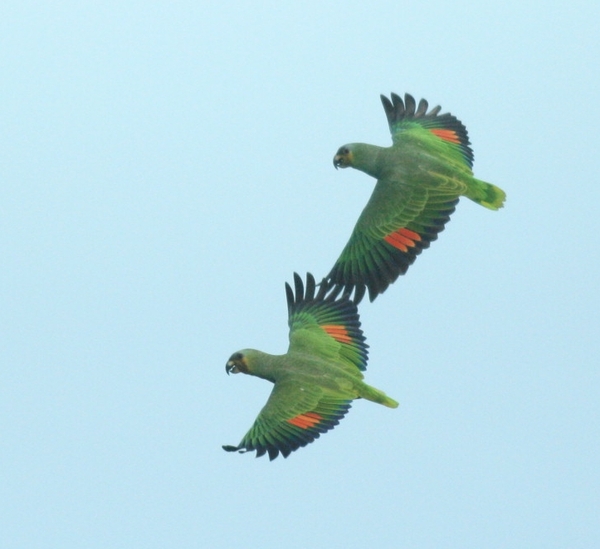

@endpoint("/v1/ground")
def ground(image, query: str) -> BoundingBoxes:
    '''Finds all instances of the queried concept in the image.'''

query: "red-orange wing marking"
[384,227,422,252]
[287,412,323,429]
[430,128,461,144]
[322,324,352,344]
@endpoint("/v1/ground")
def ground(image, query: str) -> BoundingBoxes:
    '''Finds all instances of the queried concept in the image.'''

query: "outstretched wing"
[223,379,353,460]
[286,272,368,374]
[326,93,474,303]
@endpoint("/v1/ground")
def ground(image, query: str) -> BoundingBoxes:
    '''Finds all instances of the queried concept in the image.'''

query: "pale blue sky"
[2,2,599,548]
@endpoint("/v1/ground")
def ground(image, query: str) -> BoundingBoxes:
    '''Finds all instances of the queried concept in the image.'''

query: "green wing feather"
[327,93,501,303]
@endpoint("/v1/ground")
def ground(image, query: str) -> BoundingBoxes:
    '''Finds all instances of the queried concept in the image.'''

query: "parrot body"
[329,93,506,303]
[223,273,397,461]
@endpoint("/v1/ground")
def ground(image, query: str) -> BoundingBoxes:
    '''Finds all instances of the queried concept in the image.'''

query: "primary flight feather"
[223,273,398,461]
[328,92,506,303]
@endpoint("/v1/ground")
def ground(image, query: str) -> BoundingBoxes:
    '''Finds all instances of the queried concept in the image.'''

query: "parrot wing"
[286,272,368,374]
[222,378,353,460]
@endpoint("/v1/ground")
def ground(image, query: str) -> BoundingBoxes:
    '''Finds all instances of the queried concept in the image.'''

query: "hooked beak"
[333,155,342,169]
[225,360,237,375]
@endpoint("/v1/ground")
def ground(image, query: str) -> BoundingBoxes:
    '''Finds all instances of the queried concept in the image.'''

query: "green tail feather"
[466,178,506,210]
[359,382,399,409]
[380,395,399,409]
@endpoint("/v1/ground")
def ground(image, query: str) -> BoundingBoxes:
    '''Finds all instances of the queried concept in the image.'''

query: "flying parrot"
[328,92,506,303]
[223,273,398,460]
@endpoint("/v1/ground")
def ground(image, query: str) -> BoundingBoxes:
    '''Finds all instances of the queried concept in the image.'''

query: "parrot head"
[333,145,354,169]
[225,351,250,375]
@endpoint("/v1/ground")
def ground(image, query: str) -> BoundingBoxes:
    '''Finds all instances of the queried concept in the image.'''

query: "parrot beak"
[333,146,351,169]
[225,360,237,375]
[226,352,248,375]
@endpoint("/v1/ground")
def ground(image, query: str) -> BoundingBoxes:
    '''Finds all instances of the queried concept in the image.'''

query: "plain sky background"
[2,2,599,548]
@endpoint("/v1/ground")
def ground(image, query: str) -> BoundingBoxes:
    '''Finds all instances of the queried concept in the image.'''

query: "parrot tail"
[466,178,506,210]
[359,382,399,409]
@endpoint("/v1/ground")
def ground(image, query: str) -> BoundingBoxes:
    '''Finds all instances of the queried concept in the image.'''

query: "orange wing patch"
[430,128,461,144]
[322,324,352,344]
[287,412,323,429]
[384,227,422,252]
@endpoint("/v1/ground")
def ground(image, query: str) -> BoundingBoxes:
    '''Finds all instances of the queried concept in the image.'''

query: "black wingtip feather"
[404,93,416,116]
[353,284,366,304]
[390,92,405,119]
[380,94,393,119]
[222,444,245,454]
[415,98,429,117]
[305,272,316,301]
[293,272,304,303]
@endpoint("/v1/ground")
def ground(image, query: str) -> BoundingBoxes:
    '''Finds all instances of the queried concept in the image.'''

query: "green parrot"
[329,92,506,303]
[223,273,398,460]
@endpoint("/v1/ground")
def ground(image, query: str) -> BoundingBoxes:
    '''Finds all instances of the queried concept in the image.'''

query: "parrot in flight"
[223,273,398,460]
[328,92,506,303]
